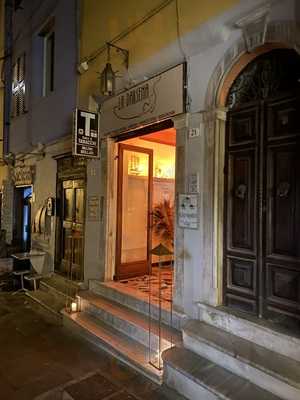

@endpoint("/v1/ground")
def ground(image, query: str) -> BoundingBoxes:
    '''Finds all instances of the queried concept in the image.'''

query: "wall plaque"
[87,195,100,221]
[13,166,35,186]
[178,194,199,229]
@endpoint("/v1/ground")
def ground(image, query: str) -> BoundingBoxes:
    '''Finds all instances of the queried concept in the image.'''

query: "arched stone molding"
[205,20,300,110]
[201,20,300,307]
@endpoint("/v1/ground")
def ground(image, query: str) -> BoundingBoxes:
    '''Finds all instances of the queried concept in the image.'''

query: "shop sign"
[73,109,100,158]
[13,165,35,186]
[100,63,186,136]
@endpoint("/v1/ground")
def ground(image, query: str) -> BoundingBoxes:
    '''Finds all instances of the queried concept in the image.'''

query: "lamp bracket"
[106,42,129,69]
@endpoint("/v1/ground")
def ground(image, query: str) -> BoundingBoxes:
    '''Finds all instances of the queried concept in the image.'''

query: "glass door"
[116,144,153,280]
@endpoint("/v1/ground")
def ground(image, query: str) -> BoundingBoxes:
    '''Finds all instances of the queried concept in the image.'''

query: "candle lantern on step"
[149,243,174,371]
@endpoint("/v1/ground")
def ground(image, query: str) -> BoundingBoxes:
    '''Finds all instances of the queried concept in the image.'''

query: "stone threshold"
[162,347,282,400]
[197,302,300,363]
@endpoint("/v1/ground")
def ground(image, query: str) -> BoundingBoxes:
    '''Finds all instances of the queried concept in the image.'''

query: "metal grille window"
[12,54,26,117]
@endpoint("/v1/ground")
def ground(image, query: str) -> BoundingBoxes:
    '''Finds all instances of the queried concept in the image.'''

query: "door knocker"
[276,182,290,198]
[235,184,247,200]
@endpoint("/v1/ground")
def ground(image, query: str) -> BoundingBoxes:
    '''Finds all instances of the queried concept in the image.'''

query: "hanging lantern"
[100,62,116,96]
[99,42,129,96]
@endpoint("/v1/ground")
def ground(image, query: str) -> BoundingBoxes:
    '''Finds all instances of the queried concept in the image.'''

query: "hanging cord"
[82,0,175,65]
[175,0,191,111]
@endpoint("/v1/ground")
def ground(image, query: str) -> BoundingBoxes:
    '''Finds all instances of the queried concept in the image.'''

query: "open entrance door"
[13,186,32,252]
[115,144,153,280]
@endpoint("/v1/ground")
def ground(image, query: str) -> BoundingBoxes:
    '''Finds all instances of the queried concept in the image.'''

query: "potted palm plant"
[152,199,174,250]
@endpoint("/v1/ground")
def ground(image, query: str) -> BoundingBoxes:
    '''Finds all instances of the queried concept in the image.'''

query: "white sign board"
[178,194,199,229]
[100,63,186,136]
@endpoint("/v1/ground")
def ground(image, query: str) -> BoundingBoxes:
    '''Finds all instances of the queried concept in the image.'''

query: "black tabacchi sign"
[73,109,100,158]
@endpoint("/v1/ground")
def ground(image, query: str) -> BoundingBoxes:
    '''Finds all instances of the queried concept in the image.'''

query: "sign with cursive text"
[100,63,186,136]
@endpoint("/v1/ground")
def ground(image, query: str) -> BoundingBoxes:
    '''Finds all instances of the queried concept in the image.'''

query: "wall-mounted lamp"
[100,42,129,96]
[78,61,89,75]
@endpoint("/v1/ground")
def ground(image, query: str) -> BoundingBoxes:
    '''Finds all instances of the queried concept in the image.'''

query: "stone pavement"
[0,293,186,400]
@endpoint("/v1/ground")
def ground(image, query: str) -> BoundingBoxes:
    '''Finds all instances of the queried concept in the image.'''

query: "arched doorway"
[223,48,300,322]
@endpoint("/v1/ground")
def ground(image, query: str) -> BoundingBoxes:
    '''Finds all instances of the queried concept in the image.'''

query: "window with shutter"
[11,54,26,117]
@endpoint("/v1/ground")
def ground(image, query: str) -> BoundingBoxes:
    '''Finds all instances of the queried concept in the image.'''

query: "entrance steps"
[163,304,300,400]
[163,347,283,400]
[89,279,187,330]
[63,283,182,383]
[25,273,80,323]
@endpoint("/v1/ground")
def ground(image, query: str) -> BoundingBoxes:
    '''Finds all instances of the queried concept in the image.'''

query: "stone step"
[40,274,80,301]
[89,280,186,330]
[183,320,300,400]
[78,290,181,352]
[197,303,300,362]
[162,347,283,400]
[62,309,162,384]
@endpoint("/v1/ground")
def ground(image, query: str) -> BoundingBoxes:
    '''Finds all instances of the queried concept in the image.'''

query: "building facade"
[2,0,79,274]
[74,0,300,398]
[1,0,300,398]
[78,0,300,317]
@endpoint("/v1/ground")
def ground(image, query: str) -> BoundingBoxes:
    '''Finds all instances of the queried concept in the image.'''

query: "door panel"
[75,188,85,224]
[266,264,300,311]
[224,105,259,314]
[267,97,300,140]
[116,144,153,280]
[228,106,259,146]
[227,149,257,254]
[264,96,300,318]
[224,95,300,320]
[266,144,300,259]
[61,179,85,281]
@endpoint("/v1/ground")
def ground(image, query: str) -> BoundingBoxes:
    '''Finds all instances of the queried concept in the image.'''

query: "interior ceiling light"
[100,42,129,96]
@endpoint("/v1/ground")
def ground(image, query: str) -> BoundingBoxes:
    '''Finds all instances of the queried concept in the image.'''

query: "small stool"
[12,270,30,294]
[24,273,43,291]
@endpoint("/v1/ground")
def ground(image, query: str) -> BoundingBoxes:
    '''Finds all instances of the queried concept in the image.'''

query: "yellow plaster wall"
[79,0,238,106]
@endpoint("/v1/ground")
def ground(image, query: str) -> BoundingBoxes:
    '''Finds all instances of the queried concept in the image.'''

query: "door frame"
[115,143,153,280]
[13,185,33,252]
[55,156,87,280]
[60,178,86,281]
[223,93,300,319]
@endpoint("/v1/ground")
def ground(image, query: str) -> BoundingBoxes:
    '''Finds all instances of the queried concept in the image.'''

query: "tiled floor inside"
[109,266,173,310]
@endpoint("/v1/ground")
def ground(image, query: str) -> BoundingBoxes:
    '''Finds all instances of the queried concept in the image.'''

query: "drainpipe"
[3,0,13,155]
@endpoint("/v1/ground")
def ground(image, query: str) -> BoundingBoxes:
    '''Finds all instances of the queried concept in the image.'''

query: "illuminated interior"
[119,128,176,270]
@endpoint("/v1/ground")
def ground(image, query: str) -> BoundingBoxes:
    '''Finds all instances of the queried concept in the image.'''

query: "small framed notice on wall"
[178,194,199,229]
[87,195,100,221]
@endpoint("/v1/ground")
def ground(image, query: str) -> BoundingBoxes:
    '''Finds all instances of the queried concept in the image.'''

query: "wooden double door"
[224,94,300,320]
[59,179,85,281]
